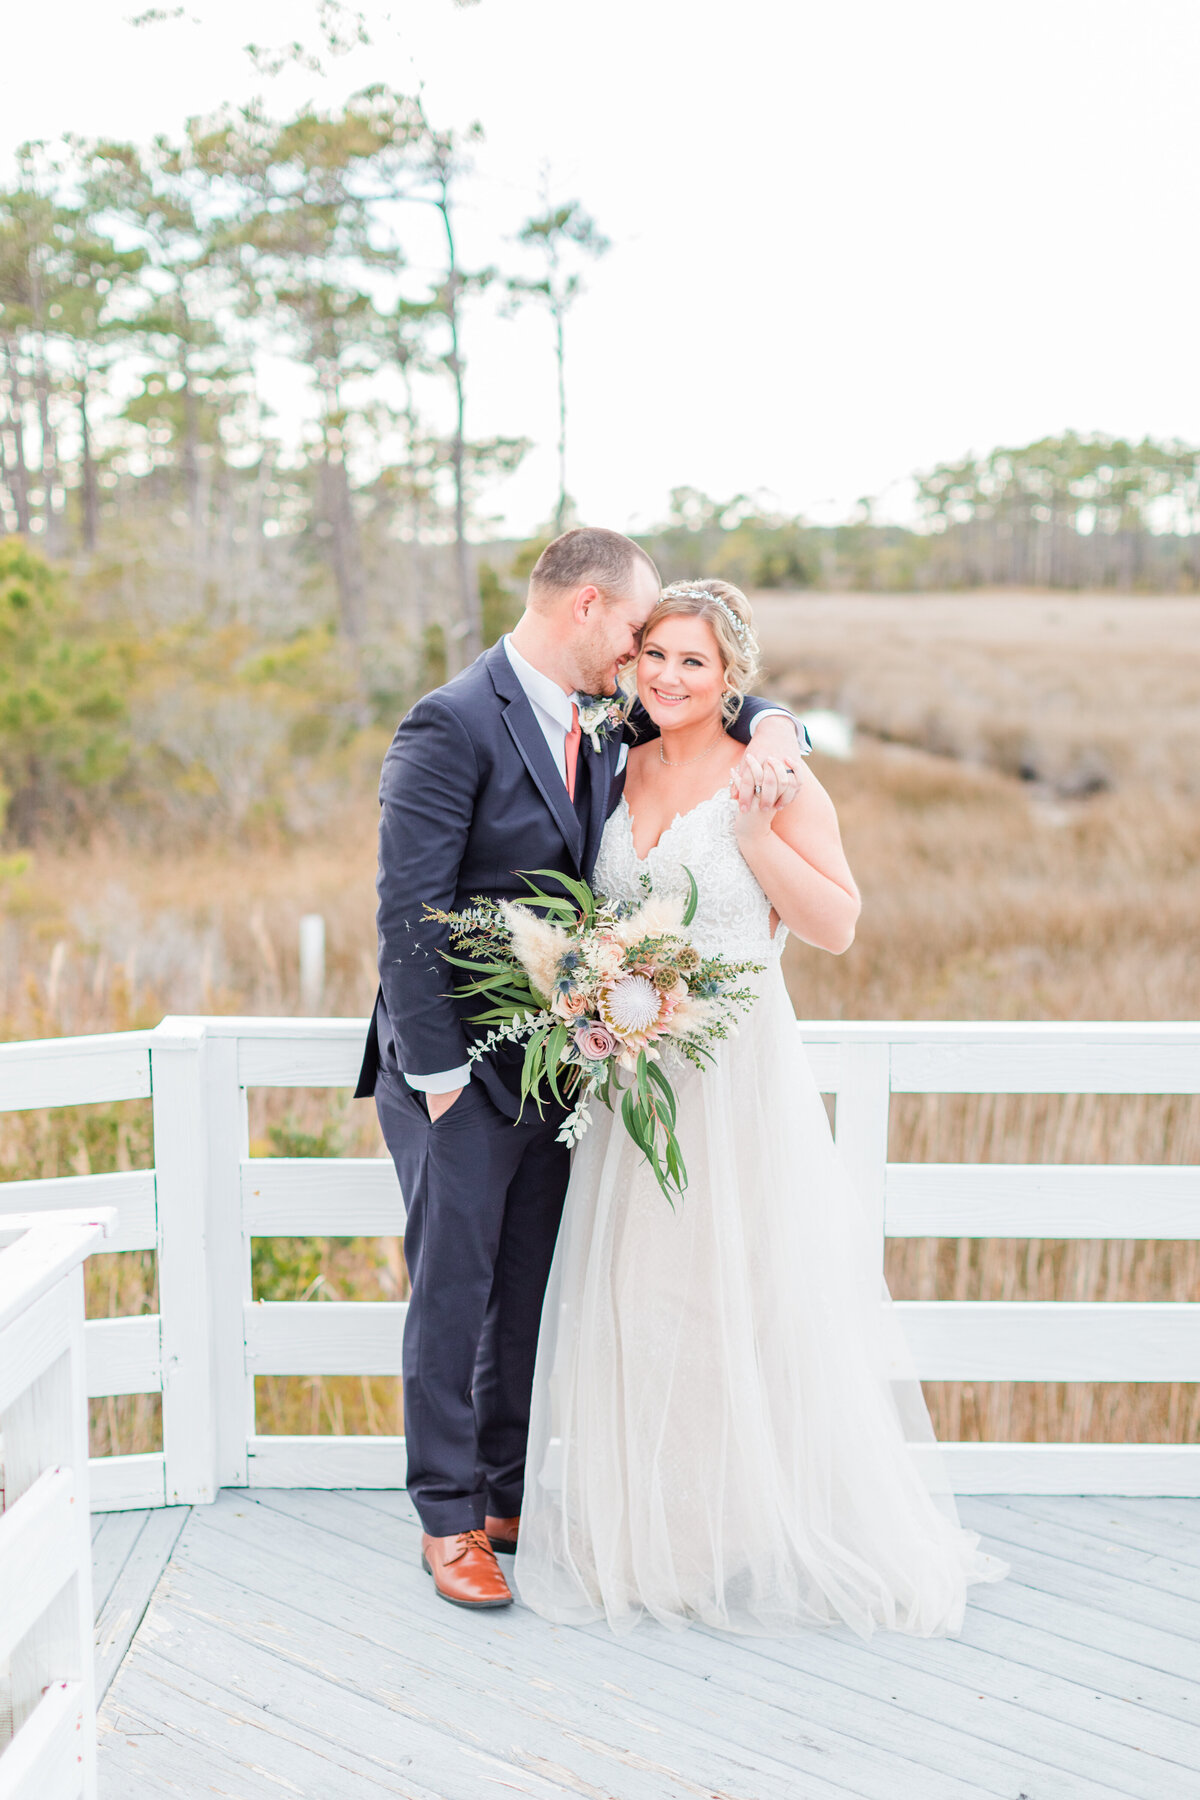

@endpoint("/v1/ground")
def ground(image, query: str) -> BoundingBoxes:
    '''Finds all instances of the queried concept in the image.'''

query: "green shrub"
[0,537,132,842]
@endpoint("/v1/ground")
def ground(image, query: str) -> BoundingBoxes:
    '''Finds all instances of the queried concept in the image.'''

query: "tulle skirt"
[514,966,1007,1639]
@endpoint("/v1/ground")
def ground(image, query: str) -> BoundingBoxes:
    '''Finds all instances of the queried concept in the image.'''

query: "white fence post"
[834,1039,892,1268]
[201,1032,253,1489]
[151,1025,219,1505]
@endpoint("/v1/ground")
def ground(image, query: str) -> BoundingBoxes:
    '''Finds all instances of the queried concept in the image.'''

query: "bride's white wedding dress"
[513,786,1007,1639]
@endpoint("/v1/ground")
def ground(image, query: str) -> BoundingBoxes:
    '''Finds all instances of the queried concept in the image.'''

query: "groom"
[356,527,804,1608]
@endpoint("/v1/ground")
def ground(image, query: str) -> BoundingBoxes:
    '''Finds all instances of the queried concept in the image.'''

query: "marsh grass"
[2,594,1198,1454]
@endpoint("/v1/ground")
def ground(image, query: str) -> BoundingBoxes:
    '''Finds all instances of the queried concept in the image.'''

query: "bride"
[513,579,1006,1639]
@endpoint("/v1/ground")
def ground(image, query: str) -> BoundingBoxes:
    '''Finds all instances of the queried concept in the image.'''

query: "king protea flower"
[599,972,681,1049]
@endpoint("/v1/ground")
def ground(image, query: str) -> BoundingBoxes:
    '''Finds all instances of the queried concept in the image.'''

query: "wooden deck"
[91,1490,1200,1800]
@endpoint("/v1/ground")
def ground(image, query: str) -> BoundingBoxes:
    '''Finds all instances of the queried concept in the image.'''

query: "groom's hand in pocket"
[426,1086,464,1123]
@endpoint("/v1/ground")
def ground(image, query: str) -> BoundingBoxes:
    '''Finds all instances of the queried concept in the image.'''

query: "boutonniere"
[575,693,628,754]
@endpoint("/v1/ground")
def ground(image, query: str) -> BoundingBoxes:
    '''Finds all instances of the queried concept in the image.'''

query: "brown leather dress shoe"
[421,1530,513,1608]
[485,1514,519,1555]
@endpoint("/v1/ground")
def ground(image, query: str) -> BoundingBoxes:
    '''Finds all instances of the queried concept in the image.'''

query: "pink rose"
[552,988,590,1019]
[574,1022,618,1061]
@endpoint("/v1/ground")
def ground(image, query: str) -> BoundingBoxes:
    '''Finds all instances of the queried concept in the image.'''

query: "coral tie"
[564,702,581,801]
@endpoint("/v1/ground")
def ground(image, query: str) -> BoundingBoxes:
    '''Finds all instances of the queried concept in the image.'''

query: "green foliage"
[266,1113,344,1158]
[639,493,823,592]
[0,538,132,841]
[480,560,521,644]
[0,1098,153,1184]
[510,536,550,581]
[916,432,1200,534]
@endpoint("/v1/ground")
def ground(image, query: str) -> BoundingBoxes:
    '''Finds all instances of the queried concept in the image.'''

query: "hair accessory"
[659,583,750,644]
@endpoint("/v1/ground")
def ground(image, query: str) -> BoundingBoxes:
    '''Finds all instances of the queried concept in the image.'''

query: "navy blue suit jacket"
[355,640,788,1114]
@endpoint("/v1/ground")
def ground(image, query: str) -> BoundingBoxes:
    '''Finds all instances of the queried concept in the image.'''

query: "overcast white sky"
[5,0,1199,535]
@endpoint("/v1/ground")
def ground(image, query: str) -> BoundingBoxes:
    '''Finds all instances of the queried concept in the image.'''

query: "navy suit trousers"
[375,1072,569,1537]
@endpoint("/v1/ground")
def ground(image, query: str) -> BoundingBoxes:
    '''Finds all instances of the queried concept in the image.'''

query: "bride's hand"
[731,749,800,818]
[731,754,787,838]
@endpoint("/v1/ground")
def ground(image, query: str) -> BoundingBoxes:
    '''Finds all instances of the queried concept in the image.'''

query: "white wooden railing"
[0,1207,112,1800]
[1,1016,1198,1506]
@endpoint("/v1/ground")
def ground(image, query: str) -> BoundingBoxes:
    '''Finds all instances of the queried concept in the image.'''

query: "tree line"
[636,434,1200,595]
[0,90,605,672]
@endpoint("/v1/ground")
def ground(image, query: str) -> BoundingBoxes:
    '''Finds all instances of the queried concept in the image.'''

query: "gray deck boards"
[93,1491,1200,1800]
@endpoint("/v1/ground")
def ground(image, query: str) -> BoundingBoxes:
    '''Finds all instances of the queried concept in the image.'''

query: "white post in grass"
[299,915,326,1015]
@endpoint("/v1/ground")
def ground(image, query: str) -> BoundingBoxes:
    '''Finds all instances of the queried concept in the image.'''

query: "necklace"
[659,732,724,768]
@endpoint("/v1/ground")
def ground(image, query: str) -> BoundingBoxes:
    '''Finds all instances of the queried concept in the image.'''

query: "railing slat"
[885,1163,1200,1238]
[891,1037,1200,1094]
[895,1300,1200,1380]
[84,1316,161,1398]
[929,1443,1200,1496]
[243,1436,1200,1497]
[797,1039,841,1092]
[247,1434,405,1488]
[0,1218,99,1793]
[0,1283,72,1416]
[0,1172,156,1255]
[0,1035,151,1113]
[0,1680,88,1800]
[236,1031,367,1088]
[244,1300,407,1375]
[87,1453,166,1514]
[0,1469,78,1663]
[242,1158,405,1236]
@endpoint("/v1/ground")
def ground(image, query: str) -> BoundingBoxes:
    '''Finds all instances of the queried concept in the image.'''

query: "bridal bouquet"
[427,871,763,1202]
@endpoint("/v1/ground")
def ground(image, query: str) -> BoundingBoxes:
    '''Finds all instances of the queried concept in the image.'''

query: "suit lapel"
[488,643,584,872]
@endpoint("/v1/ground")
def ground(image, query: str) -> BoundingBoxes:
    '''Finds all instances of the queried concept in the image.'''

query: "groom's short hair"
[529,527,659,605]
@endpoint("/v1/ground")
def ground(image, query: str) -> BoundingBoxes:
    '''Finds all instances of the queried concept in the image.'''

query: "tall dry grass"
[2,592,1198,1453]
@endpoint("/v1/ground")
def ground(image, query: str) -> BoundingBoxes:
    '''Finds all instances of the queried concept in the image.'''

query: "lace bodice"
[594,791,785,963]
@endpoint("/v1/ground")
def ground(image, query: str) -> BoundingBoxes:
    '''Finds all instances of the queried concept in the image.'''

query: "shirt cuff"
[747,708,813,755]
[403,1063,473,1095]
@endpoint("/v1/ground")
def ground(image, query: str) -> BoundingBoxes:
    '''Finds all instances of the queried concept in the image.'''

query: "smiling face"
[567,559,662,695]
[636,613,729,733]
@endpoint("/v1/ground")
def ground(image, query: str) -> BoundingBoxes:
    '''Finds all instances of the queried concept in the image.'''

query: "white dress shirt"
[404,635,794,1094]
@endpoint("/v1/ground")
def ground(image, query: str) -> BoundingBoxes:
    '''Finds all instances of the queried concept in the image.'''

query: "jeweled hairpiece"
[659,583,751,644]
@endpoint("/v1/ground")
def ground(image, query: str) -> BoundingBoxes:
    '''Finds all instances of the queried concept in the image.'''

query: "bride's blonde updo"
[641,580,761,723]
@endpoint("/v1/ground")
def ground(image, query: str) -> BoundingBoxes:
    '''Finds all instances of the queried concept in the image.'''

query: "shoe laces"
[458,1528,494,1556]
